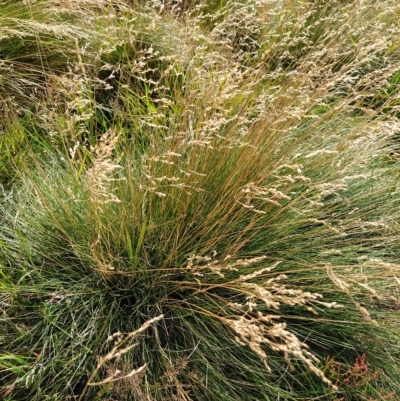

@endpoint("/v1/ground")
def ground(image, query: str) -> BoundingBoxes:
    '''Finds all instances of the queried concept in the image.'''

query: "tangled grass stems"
[1,0,400,400]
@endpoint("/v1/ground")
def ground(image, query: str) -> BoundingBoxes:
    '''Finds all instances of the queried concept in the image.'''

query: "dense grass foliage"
[1,1,400,400]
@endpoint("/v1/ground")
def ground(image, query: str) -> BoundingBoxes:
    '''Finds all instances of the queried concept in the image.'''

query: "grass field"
[1,1,400,400]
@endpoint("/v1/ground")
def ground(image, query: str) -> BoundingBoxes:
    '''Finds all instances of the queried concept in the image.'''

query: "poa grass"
[1,0,400,400]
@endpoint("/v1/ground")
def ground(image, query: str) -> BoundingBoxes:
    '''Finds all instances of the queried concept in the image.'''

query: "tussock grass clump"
[1,0,400,400]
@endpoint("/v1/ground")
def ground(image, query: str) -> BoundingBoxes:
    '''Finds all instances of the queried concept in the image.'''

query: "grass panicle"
[1,0,400,400]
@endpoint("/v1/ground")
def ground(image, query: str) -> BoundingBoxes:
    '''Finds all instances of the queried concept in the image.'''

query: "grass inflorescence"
[1,0,400,400]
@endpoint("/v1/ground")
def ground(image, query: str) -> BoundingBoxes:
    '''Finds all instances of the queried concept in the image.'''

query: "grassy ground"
[1,0,400,400]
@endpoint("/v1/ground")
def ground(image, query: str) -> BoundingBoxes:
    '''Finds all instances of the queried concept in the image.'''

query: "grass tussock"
[1,0,400,400]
